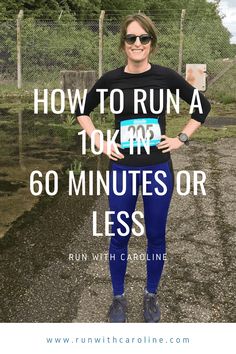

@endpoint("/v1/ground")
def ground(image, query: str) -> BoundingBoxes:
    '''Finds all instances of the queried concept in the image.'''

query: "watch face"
[179,133,188,142]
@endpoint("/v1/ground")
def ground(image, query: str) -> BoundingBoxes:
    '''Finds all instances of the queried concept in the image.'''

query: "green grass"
[0,86,235,144]
[1,58,235,105]
[65,159,82,175]
[78,114,236,143]
[0,82,33,98]
[166,114,236,142]
[209,102,236,117]
[48,122,79,130]
[207,61,236,104]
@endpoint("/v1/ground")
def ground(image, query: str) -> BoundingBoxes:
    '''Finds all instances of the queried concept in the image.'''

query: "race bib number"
[120,118,161,149]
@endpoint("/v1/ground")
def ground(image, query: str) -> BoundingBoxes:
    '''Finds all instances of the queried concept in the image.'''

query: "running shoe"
[143,289,161,323]
[108,295,127,323]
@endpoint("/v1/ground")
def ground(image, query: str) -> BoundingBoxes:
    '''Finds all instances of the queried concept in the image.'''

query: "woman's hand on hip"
[157,135,184,153]
[103,141,125,161]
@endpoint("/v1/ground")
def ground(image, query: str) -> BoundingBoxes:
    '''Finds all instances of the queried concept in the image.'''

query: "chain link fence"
[0,13,235,101]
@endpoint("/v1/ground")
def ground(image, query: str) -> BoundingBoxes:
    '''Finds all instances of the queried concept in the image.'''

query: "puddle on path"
[0,108,107,238]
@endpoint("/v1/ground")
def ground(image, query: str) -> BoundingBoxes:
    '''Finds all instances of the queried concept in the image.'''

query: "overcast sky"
[216,0,236,43]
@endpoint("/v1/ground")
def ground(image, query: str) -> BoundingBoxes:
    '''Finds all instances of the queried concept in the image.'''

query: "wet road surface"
[0,138,235,323]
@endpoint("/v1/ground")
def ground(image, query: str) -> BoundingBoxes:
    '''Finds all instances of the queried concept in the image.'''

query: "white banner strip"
[0,323,235,354]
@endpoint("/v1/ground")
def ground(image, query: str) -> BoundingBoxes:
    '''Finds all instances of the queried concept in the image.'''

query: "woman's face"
[124,21,152,64]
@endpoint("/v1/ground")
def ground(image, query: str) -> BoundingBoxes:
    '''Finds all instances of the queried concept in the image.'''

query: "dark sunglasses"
[124,34,153,45]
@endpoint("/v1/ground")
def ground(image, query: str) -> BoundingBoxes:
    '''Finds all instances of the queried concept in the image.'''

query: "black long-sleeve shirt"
[75,63,211,166]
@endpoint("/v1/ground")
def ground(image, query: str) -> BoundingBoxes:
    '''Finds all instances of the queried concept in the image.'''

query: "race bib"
[120,118,161,149]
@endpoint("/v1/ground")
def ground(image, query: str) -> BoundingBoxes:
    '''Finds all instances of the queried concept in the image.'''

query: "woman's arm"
[157,118,201,153]
[158,68,211,153]
[75,72,124,161]
[77,115,124,161]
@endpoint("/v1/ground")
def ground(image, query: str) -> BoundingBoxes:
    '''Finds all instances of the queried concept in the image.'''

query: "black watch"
[177,133,189,145]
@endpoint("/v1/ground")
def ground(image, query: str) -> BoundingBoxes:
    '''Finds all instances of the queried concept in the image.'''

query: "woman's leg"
[142,160,174,294]
[108,162,139,296]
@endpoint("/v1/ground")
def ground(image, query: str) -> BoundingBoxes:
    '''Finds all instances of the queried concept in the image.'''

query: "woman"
[76,13,211,323]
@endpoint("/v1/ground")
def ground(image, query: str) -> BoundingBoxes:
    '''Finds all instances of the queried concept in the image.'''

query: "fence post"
[17,10,24,89]
[178,9,186,75]
[99,10,105,78]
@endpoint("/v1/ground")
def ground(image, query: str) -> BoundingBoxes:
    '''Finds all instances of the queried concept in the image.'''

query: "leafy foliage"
[0,0,235,104]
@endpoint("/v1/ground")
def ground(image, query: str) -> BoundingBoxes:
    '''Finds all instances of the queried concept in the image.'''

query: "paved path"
[0,138,235,322]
